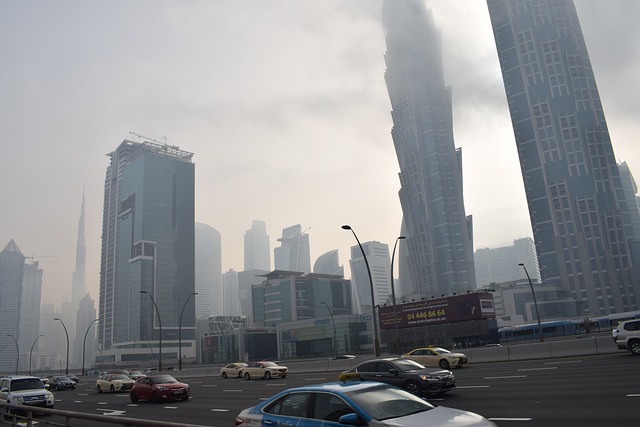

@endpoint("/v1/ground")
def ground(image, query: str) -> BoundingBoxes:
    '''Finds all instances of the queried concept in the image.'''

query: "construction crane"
[128,131,168,145]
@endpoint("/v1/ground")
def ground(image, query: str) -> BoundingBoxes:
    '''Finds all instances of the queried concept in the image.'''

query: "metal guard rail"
[0,402,206,427]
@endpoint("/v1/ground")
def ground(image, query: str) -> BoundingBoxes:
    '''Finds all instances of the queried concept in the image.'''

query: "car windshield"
[432,348,451,354]
[392,359,426,371]
[10,378,44,391]
[55,376,71,381]
[111,374,129,380]
[151,375,177,384]
[261,362,277,367]
[129,371,143,375]
[346,385,434,420]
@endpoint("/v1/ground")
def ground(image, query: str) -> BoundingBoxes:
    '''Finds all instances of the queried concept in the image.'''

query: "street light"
[7,334,19,374]
[29,335,44,375]
[518,263,544,342]
[54,317,70,375]
[82,319,99,376]
[140,290,163,371]
[390,236,406,354]
[342,224,380,357]
[178,292,197,371]
[321,302,337,357]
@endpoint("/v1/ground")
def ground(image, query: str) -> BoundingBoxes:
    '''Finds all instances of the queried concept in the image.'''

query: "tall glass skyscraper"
[382,0,476,299]
[0,240,25,373]
[98,139,195,364]
[488,0,640,314]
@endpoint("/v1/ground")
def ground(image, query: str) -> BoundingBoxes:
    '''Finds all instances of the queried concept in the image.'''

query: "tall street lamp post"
[140,290,163,371]
[54,317,70,375]
[342,224,380,357]
[390,236,406,354]
[321,301,337,357]
[178,292,197,371]
[82,319,99,376]
[7,334,19,374]
[518,263,544,342]
[29,335,44,375]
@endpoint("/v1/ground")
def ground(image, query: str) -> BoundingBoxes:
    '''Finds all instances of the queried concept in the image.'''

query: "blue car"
[235,381,495,427]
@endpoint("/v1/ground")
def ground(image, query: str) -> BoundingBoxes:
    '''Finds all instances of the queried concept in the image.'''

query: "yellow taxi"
[402,347,468,369]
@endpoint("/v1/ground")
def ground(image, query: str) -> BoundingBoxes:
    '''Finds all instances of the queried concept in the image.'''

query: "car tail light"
[235,418,246,426]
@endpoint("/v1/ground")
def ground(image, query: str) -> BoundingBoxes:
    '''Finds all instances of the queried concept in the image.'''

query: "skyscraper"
[222,269,241,316]
[98,139,195,364]
[195,222,222,318]
[72,293,96,368]
[274,224,311,274]
[0,240,25,373]
[348,241,390,314]
[488,0,640,314]
[18,259,43,356]
[72,191,87,309]
[313,249,344,277]
[244,220,271,271]
[382,0,477,299]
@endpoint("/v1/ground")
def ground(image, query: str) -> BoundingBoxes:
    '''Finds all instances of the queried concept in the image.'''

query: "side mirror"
[338,413,362,425]
[389,368,399,376]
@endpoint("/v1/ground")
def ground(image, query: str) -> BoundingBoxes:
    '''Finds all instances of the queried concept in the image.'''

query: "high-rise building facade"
[72,293,96,368]
[348,241,390,314]
[98,139,196,364]
[475,238,540,288]
[244,220,271,271]
[18,260,43,355]
[488,0,640,314]
[222,269,241,316]
[382,0,477,298]
[72,192,87,311]
[195,222,222,317]
[313,250,344,277]
[0,240,25,373]
[274,224,311,274]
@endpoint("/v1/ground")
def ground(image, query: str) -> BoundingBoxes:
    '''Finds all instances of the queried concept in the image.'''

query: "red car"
[129,375,190,403]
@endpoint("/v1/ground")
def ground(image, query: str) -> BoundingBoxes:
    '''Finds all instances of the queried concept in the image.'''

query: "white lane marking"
[78,393,89,396]
[127,404,139,407]
[627,394,640,397]
[456,385,490,389]
[74,400,83,403]
[304,378,327,381]
[545,360,582,364]
[483,375,527,379]
[222,389,243,392]
[211,409,230,412]
[266,383,286,386]
[489,418,532,421]
[203,384,218,387]
[164,406,178,410]
[97,409,126,416]
[97,401,109,405]
[517,367,558,371]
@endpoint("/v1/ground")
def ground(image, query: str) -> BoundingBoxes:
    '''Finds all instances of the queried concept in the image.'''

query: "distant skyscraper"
[244,220,271,271]
[98,139,196,364]
[618,161,640,240]
[313,250,344,277]
[0,240,25,373]
[72,191,87,309]
[72,293,96,367]
[488,0,640,314]
[274,224,311,274]
[18,260,43,355]
[222,269,241,316]
[382,0,476,298]
[195,222,222,317]
[238,269,268,325]
[348,241,390,314]
[475,238,539,288]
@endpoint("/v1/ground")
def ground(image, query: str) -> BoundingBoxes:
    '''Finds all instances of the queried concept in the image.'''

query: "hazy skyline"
[1,1,639,308]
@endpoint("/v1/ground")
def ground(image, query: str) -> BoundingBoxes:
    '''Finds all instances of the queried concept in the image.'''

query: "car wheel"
[629,340,640,355]
[404,381,422,397]
[110,385,115,393]
[97,385,102,393]
[222,372,228,379]
[182,396,189,401]
[244,372,251,380]
[439,359,450,369]
[264,371,271,380]
[130,392,138,403]
[152,393,161,404]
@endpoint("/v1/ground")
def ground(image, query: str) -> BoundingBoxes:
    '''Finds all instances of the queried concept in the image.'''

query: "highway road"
[48,352,640,426]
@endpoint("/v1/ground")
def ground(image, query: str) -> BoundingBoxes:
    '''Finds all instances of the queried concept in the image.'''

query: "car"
[221,362,248,379]
[0,375,54,411]
[402,347,468,369]
[235,380,495,427]
[67,374,80,383]
[613,319,640,354]
[333,354,357,360]
[129,375,190,403]
[96,373,135,393]
[339,357,455,397]
[127,370,147,380]
[240,361,288,380]
[46,375,76,391]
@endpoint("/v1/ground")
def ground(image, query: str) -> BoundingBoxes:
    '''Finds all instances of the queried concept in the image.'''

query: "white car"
[96,373,135,393]
[0,375,54,411]
[240,361,288,380]
[220,362,248,379]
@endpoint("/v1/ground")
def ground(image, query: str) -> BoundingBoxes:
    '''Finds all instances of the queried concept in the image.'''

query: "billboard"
[378,292,495,330]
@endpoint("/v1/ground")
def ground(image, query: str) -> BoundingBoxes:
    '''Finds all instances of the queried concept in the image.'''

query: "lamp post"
[342,224,380,357]
[390,236,406,354]
[29,335,44,375]
[518,263,544,342]
[140,290,163,371]
[54,317,70,375]
[7,334,19,374]
[321,302,337,357]
[82,319,99,376]
[178,292,197,371]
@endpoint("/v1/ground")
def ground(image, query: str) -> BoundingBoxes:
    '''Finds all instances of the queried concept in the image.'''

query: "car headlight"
[45,391,54,399]
[157,386,169,391]
[418,375,439,382]
[13,396,24,403]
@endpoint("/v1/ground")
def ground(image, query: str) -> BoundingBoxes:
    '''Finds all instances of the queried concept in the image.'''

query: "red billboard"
[378,292,495,330]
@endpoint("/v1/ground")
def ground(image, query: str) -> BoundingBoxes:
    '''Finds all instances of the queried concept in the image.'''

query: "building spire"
[72,190,86,305]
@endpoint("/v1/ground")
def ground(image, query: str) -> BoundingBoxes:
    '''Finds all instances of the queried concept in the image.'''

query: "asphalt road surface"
[49,352,640,427]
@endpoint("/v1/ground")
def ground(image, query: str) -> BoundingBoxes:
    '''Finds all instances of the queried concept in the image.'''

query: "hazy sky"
[1,1,639,309]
